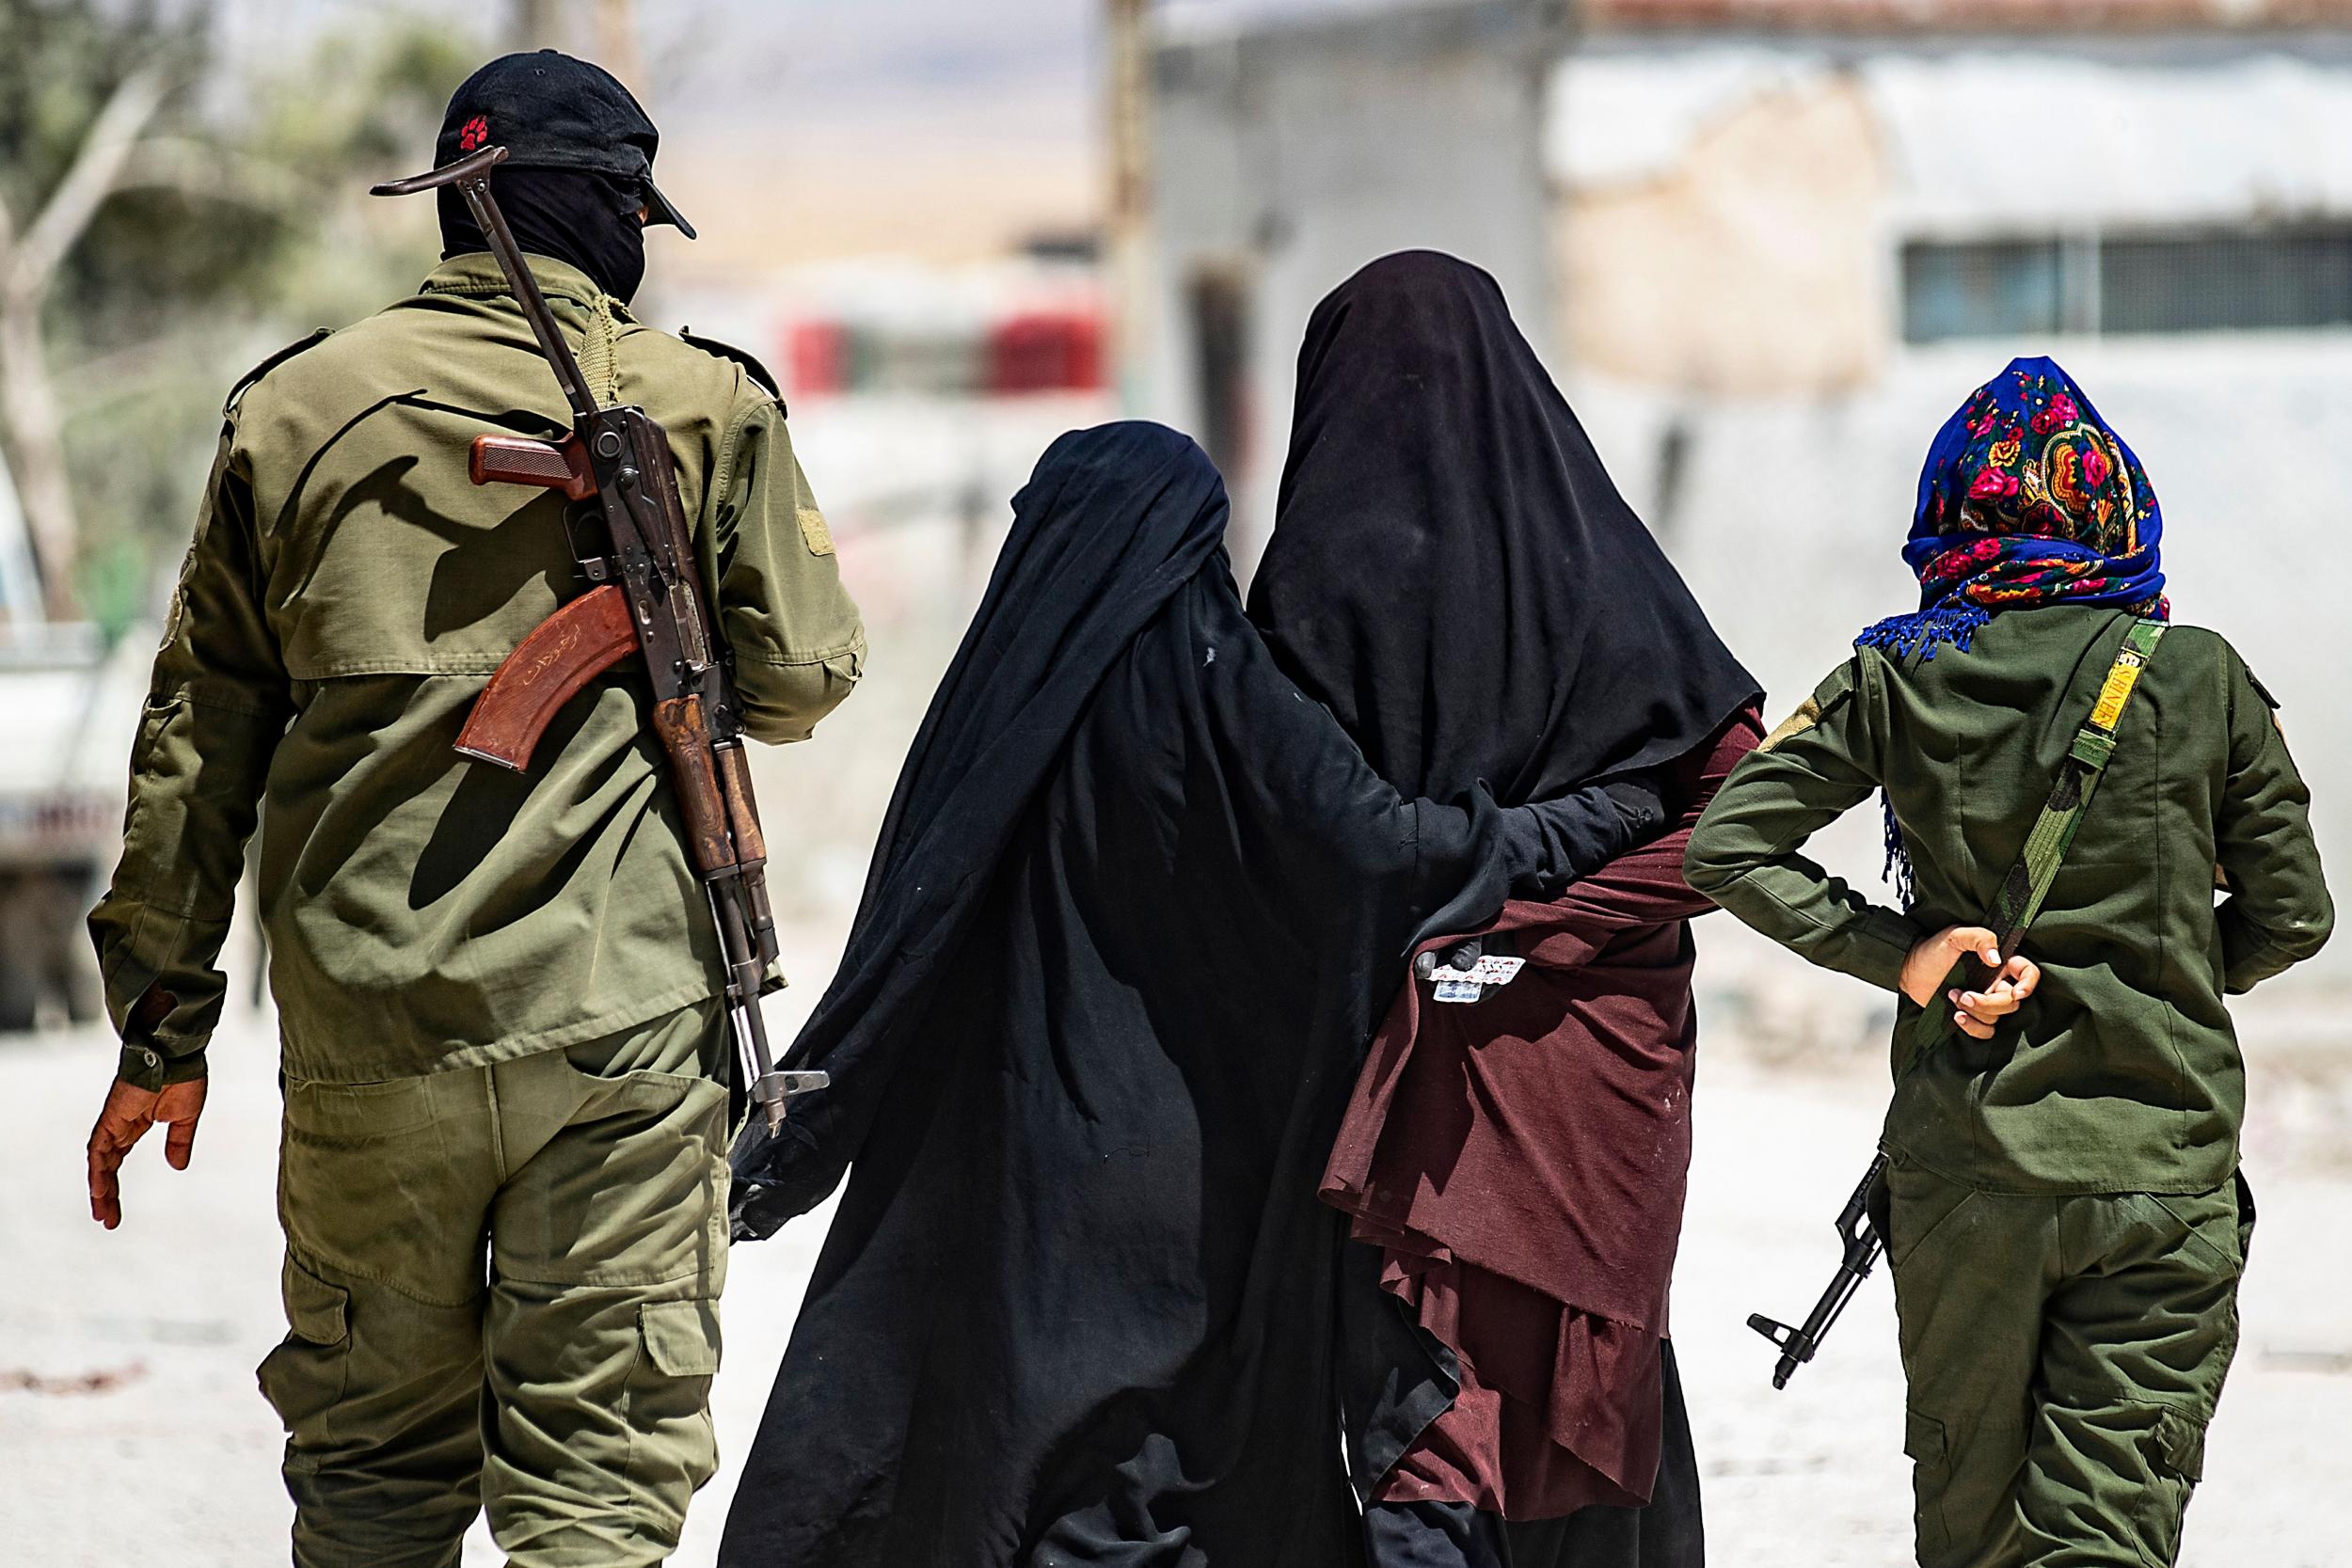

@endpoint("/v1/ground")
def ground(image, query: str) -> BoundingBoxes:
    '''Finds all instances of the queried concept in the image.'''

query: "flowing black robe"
[1249,252,1761,1565]
[723,424,1657,1567]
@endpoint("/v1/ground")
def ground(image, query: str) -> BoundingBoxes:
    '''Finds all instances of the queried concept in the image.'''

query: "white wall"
[1145,2,1560,560]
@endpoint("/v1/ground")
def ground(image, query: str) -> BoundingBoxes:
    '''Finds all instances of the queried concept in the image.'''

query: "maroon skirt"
[1322,708,1762,1519]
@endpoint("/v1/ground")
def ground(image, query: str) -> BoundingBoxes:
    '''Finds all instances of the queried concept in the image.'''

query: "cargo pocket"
[2140,1406,2206,1565]
[1904,1408,1952,1560]
[642,1298,722,1379]
[255,1256,351,1465]
[625,1298,723,1520]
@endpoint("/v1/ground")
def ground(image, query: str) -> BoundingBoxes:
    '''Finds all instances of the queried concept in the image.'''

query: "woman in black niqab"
[1248,253,1761,1568]
[723,422,1665,1568]
[1249,250,1756,805]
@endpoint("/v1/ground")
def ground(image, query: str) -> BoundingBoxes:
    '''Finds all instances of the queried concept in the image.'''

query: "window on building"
[2102,230,2352,335]
[1903,238,2070,341]
[1902,226,2352,342]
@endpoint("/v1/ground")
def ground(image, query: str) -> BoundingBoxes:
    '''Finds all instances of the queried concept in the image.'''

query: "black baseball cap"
[437,50,696,238]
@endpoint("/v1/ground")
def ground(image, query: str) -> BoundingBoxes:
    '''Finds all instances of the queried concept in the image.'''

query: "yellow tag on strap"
[2090,650,2145,732]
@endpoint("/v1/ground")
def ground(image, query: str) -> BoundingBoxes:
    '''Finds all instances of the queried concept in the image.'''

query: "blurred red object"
[986,310,1104,395]
[787,320,850,397]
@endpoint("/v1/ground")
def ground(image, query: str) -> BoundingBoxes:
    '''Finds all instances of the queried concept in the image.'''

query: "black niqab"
[439,166,647,303]
[723,424,1660,1567]
[1248,251,1758,806]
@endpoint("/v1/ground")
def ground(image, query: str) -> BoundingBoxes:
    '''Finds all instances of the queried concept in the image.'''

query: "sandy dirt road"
[6,980,2347,1567]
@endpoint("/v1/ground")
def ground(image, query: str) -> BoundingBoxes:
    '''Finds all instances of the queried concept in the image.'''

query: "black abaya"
[1248,254,1757,1565]
[723,424,1660,1567]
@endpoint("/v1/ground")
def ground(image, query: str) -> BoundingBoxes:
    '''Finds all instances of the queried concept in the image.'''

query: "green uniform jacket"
[1686,606,2331,1195]
[92,253,866,1090]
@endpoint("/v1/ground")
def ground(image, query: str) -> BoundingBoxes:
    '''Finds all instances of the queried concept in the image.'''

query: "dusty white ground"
[5,967,2347,1567]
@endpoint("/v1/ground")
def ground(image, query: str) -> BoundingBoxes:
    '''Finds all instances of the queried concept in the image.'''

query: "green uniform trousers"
[256,1002,731,1568]
[1886,1159,2252,1568]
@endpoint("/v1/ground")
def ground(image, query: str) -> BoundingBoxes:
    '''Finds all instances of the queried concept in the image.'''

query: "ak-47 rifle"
[370,145,822,1133]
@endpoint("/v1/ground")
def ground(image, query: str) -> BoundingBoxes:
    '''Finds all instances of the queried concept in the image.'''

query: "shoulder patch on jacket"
[224,328,331,415]
[680,328,786,410]
[1759,662,1857,752]
[1758,698,1820,753]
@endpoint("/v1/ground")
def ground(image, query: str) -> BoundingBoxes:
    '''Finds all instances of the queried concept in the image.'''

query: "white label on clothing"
[1426,956,1524,1004]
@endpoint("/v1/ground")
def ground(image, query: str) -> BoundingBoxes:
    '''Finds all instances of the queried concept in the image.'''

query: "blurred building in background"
[5,0,2349,1018]
[1134,0,2352,978]
[1140,0,1566,530]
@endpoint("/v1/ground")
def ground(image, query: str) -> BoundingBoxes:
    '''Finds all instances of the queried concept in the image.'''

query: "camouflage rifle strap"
[1899,615,2168,1079]
[1989,617,2168,954]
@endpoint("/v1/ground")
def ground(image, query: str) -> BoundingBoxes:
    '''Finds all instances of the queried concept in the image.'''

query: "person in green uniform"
[81,53,865,1568]
[1685,356,2330,1568]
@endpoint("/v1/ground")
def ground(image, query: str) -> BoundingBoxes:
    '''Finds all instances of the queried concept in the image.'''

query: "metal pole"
[1105,0,1154,415]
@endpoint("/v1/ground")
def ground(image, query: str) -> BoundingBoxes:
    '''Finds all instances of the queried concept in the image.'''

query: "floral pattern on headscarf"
[1862,356,2167,663]
[1859,356,2169,904]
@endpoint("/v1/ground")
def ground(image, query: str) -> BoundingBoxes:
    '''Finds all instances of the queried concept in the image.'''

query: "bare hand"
[1899,925,2000,1006]
[1947,952,2040,1040]
[1899,924,2042,1039]
[87,1076,206,1229]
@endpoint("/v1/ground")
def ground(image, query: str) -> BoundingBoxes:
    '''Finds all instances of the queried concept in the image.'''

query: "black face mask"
[438,165,647,304]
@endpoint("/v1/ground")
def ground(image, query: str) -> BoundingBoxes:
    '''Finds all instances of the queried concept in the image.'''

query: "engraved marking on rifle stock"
[520,619,584,685]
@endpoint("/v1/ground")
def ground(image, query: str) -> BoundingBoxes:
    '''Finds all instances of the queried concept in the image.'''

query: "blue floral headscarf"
[1861,356,2169,901]
[1861,356,2167,662]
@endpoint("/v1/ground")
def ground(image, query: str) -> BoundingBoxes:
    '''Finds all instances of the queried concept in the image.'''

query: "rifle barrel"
[1750,1153,1889,1387]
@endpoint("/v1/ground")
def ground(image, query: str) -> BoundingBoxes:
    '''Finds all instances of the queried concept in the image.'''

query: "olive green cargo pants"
[1885,1159,2252,1568]
[257,1002,730,1568]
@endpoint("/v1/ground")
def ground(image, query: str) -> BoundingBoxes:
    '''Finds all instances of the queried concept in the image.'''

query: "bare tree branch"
[0,297,84,621]
[0,63,170,620]
[3,64,169,309]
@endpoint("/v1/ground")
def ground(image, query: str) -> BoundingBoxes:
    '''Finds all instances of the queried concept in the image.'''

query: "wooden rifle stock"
[454,583,639,769]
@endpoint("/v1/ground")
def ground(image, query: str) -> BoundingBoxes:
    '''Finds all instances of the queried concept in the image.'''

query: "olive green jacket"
[1686,607,2330,1195]
[93,253,865,1090]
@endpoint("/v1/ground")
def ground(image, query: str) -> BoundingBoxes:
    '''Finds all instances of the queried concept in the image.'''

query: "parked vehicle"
[0,622,147,1030]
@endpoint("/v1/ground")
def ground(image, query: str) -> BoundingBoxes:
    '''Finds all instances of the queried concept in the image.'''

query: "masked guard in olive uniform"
[1687,358,2329,1568]
[84,53,865,1568]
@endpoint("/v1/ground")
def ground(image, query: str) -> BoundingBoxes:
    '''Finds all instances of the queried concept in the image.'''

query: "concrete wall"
[1145,0,1563,562]
[1556,70,1888,394]
[1549,38,2352,395]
